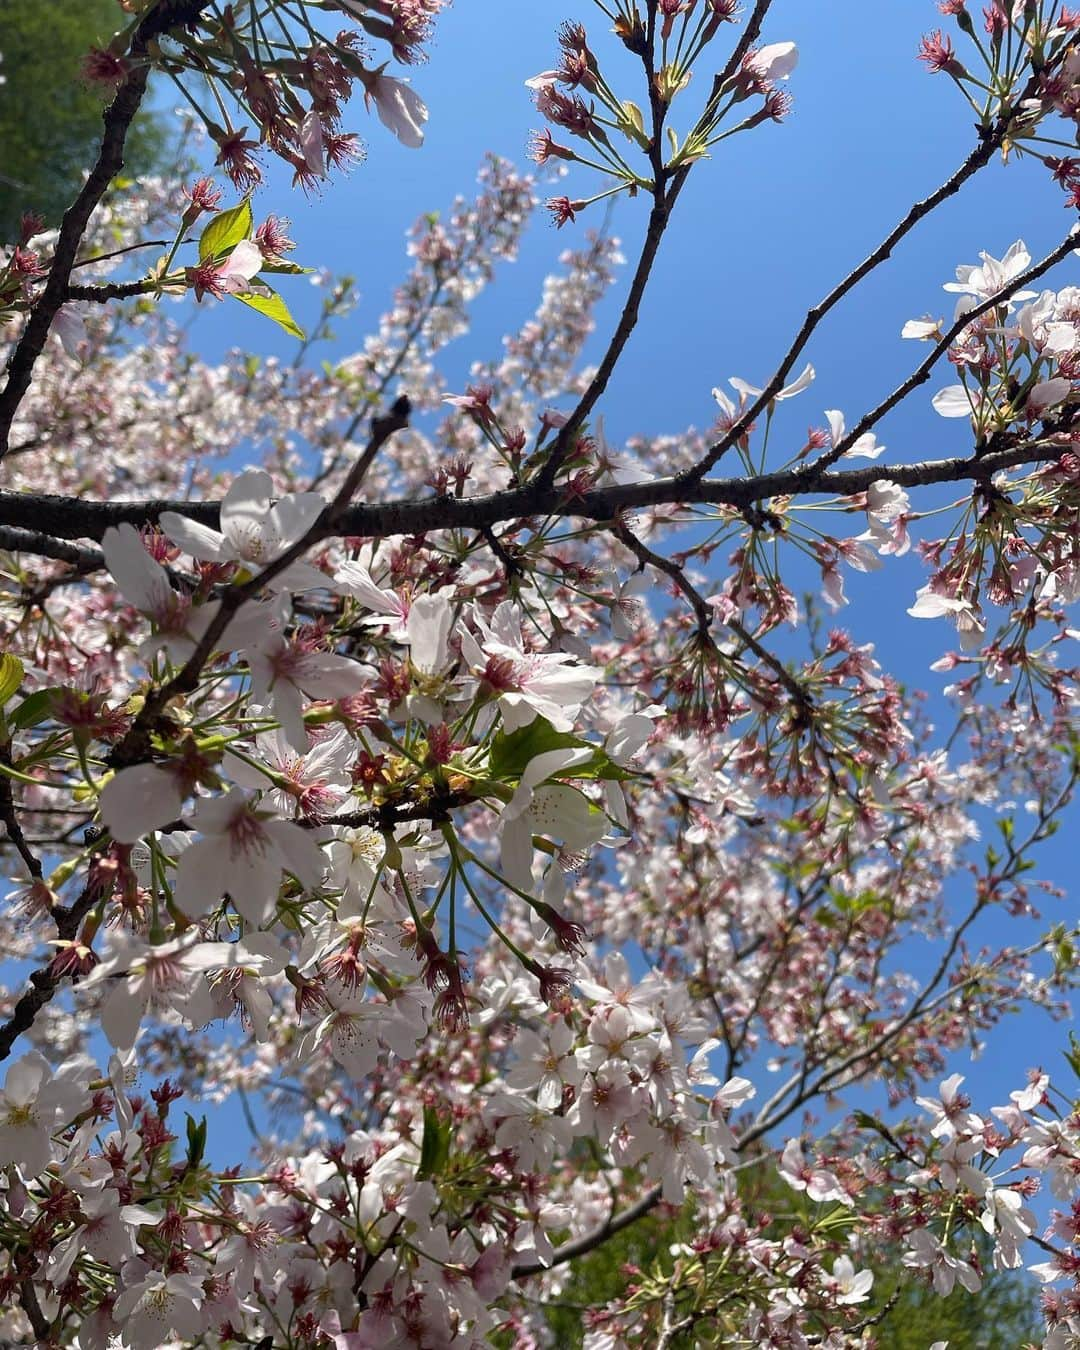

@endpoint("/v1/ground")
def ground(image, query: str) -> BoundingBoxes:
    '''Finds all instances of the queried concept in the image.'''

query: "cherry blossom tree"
[3,1,1080,1346]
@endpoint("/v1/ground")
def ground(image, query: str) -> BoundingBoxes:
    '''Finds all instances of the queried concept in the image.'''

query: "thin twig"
[679,51,1069,485]
[0,742,43,880]
[0,846,113,1062]
[64,279,160,303]
[615,520,815,705]
[814,226,1080,470]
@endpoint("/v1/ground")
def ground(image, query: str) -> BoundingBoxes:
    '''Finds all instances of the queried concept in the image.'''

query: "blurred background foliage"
[0,0,167,241]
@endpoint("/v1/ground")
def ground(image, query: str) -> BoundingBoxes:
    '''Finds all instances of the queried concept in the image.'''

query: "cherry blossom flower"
[100,762,189,845]
[943,239,1037,308]
[159,469,330,590]
[916,1073,983,1139]
[363,70,428,147]
[187,238,264,301]
[907,586,986,650]
[824,408,885,459]
[749,41,799,82]
[103,522,232,664]
[53,302,90,357]
[902,1228,981,1295]
[337,560,411,638]
[112,1267,206,1350]
[505,1018,583,1108]
[206,931,290,1041]
[173,788,326,925]
[225,724,353,818]
[778,1139,851,1205]
[247,638,366,751]
[830,1255,874,1305]
[931,383,983,418]
[727,361,814,407]
[499,747,607,890]
[902,316,942,339]
[86,934,235,1049]
[0,1052,89,1176]
[1026,376,1071,417]
[460,599,599,733]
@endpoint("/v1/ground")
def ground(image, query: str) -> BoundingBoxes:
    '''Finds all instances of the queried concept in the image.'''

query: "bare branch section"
[0,0,213,457]
[677,50,1071,486]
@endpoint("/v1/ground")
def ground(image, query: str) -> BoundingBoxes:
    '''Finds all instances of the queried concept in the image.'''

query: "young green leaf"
[0,653,23,706]
[231,287,305,340]
[9,687,60,730]
[417,1105,452,1179]
[198,198,253,261]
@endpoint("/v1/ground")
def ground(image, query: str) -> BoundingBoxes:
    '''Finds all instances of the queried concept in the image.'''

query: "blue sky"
[161,0,1079,1176]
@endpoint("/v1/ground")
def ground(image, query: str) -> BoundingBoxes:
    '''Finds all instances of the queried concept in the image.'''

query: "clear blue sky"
[172,1,1076,1156]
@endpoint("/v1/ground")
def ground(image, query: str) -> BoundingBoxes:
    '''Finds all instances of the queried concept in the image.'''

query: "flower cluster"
[3,1,1080,1346]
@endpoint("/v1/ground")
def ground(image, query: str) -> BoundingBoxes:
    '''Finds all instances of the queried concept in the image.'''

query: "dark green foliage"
[868,1265,1043,1350]
[0,0,167,241]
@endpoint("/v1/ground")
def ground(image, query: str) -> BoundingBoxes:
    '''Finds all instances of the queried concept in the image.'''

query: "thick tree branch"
[1,437,1065,546]
[0,524,105,570]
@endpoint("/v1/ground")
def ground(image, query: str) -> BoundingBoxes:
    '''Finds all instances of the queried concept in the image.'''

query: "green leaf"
[1065,1031,1080,1082]
[489,717,586,781]
[231,287,305,340]
[198,198,253,261]
[815,1204,857,1232]
[491,718,585,783]
[185,1113,207,1169]
[489,716,636,784]
[417,1105,452,1180]
[0,654,23,707]
[260,259,315,275]
[9,687,59,730]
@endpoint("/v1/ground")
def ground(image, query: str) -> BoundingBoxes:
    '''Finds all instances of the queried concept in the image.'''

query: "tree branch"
[64,279,160,304]
[2,436,1065,544]
[613,520,810,705]
[106,398,410,770]
[0,850,112,1063]
[0,743,43,881]
[511,1183,663,1279]
[0,524,105,570]
[538,0,776,489]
